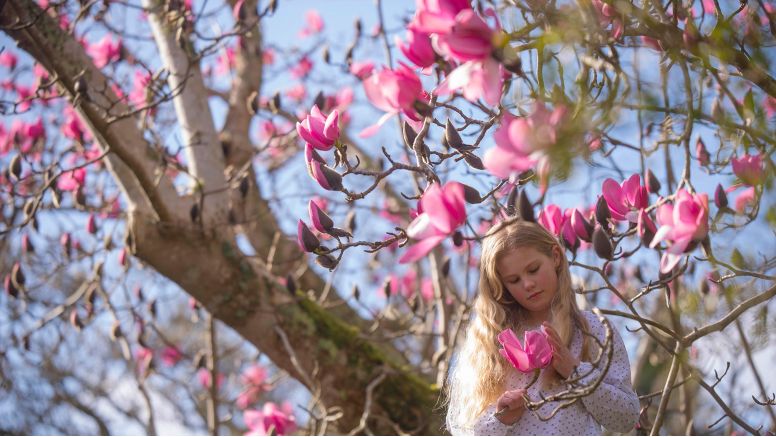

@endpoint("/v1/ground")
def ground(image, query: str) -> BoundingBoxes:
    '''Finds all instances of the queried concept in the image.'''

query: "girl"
[445,220,640,435]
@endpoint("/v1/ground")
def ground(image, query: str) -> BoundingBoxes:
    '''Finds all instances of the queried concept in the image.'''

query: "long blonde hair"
[445,219,592,431]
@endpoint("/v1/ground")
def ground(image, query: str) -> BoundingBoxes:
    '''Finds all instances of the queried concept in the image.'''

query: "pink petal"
[398,234,447,264]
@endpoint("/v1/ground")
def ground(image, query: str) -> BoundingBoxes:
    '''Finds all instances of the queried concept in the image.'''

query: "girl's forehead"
[496,246,545,270]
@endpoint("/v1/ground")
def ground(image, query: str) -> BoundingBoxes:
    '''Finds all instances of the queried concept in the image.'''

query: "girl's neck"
[523,309,550,327]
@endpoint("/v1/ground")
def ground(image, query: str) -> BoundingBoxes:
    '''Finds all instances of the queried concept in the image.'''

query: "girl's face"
[496,245,561,318]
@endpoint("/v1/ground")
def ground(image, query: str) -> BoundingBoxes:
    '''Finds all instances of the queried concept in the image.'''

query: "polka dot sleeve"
[572,312,640,433]
[448,404,516,436]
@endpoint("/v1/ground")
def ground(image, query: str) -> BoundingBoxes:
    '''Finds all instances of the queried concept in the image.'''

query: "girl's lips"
[527,291,543,300]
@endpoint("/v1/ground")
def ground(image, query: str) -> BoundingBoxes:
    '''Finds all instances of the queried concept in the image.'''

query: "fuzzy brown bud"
[592,227,614,260]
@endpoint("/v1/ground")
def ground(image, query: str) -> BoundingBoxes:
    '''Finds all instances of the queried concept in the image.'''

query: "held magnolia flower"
[497,327,553,373]
[296,105,340,151]
[399,181,467,264]
[602,174,649,223]
[650,189,709,273]
[731,154,764,186]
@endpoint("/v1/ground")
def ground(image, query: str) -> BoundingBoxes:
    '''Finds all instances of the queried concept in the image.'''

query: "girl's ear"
[552,245,562,269]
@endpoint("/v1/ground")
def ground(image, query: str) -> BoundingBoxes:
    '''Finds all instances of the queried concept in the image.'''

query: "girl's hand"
[542,322,580,379]
[494,389,527,425]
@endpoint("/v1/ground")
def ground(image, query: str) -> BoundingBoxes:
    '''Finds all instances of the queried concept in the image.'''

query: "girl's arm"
[447,403,516,435]
[571,312,640,433]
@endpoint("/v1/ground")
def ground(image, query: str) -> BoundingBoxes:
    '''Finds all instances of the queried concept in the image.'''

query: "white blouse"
[449,310,640,435]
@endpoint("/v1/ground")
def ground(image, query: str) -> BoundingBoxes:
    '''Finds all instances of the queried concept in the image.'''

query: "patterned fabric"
[449,311,640,435]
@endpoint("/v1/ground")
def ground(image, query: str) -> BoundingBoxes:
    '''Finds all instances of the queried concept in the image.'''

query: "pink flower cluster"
[537,205,594,250]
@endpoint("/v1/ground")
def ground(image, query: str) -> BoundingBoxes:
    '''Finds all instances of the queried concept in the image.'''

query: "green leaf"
[730,248,745,269]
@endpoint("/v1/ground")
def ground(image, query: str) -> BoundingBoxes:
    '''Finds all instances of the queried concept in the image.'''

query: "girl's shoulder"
[578,309,609,338]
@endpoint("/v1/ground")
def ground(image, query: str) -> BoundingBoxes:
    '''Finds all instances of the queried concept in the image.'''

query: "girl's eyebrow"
[500,259,540,279]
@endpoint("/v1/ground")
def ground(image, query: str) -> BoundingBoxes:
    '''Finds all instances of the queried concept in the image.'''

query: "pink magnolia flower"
[308,199,334,234]
[129,70,153,109]
[571,208,593,242]
[399,181,467,264]
[349,60,375,79]
[62,106,91,143]
[483,103,567,179]
[284,84,306,101]
[360,63,424,137]
[290,56,313,79]
[296,105,339,151]
[591,0,624,40]
[57,168,86,192]
[497,328,552,373]
[650,189,709,273]
[87,35,122,69]
[731,154,764,186]
[136,347,153,376]
[538,205,579,249]
[695,138,710,166]
[637,209,657,246]
[236,365,270,410]
[197,368,225,389]
[434,9,495,62]
[397,28,436,68]
[160,346,183,367]
[244,402,296,436]
[215,45,236,76]
[436,57,503,105]
[0,51,18,70]
[299,10,324,38]
[602,174,649,222]
[262,48,275,65]
[411,0,472,35]
[735,186,756,214]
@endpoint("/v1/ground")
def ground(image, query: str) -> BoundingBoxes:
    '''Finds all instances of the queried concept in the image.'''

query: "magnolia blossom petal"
[398,234,448,264]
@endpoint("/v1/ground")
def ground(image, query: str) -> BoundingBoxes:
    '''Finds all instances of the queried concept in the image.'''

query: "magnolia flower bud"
[645,169,661,194]
[315,254,338,270]
[86,213,96,234]
[695,138,710,166]
[443,119,464,150]
[452,230,464,247]
[441,257,451,277]
[592,227,614,260]
[460,183,483,204]
[402,121,418,149]
[518,190,535,222]
[308,200,334,233]
[269,92,281,114]
[345,210,357,233]
[238,176,250,199]
[247,91,260,115]
[595,196,610,228]
[506,186,518,216]
[714,184,728,209]
[297,220,320,252]
[189,203,199,223]
[463,153,484,170]
[285,274,296,294]
[4,275,18,298]
[11,262,25,290]
[9,154,22,180]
